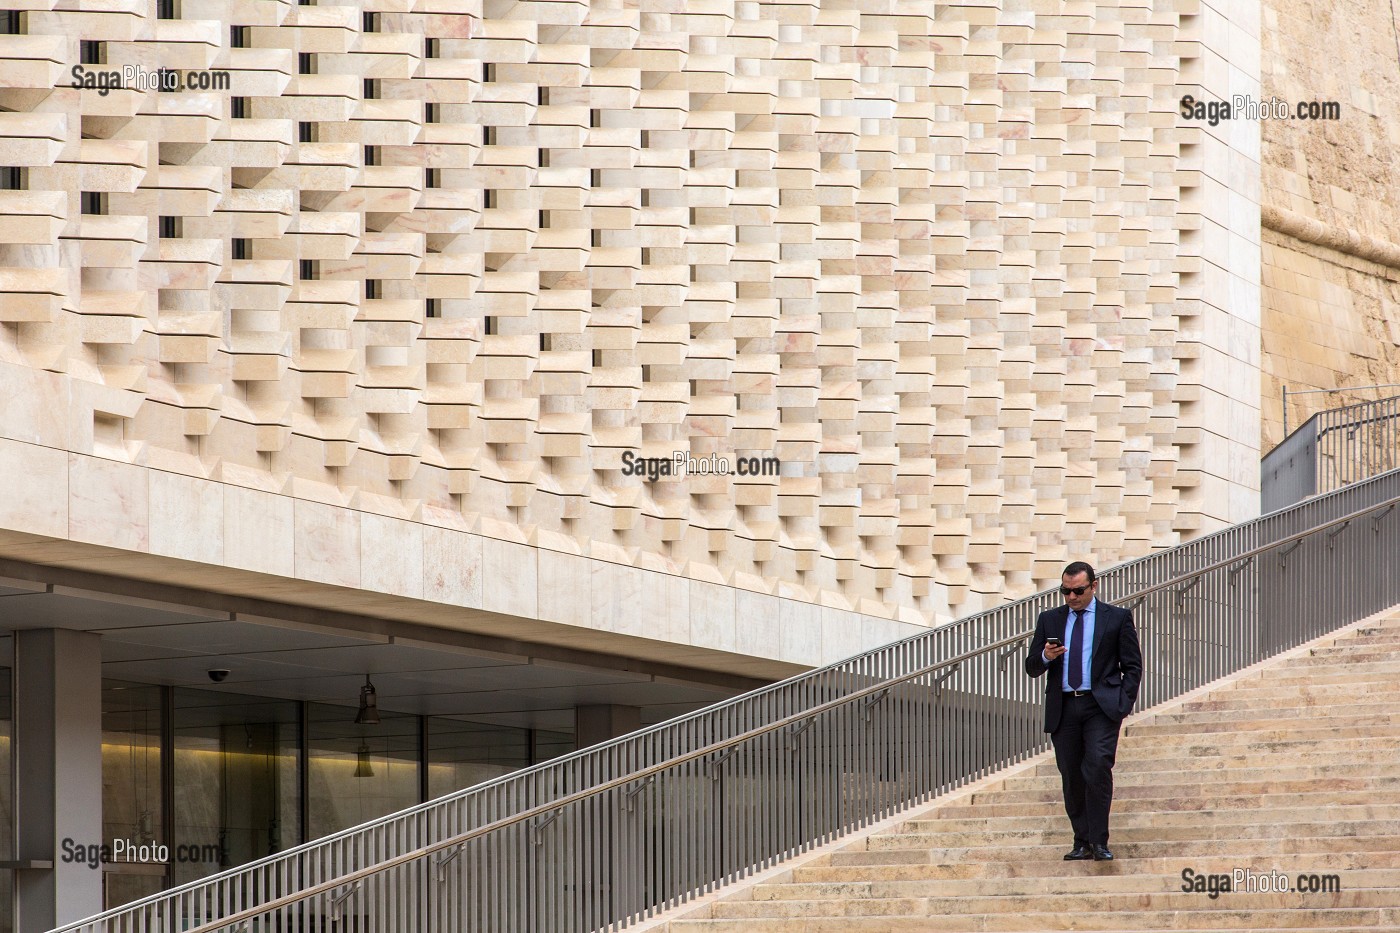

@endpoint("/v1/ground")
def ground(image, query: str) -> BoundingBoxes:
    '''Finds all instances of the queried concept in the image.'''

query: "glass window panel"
[307,703,419,837]
[0,666,11,933]
[427,719,530,797]
[102,681,166,909]
[101,681,164,850]
[171,689,300,886]
[103,869,164,912]
[533,728,573,764]
[427,720,574,798]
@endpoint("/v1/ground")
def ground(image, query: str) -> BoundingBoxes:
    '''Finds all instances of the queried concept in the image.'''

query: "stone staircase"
[648,611,1400,932]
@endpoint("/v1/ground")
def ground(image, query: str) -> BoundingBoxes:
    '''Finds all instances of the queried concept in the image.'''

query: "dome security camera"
[207,669,231,683]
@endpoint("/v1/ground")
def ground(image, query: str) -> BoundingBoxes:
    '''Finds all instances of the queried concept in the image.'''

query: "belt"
[1063,689,1092,697]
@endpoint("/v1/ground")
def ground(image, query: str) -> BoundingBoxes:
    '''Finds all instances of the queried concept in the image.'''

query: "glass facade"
[88,679,572,902]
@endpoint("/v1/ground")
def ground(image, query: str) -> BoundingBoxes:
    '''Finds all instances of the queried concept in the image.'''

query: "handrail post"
[328,883,359,922]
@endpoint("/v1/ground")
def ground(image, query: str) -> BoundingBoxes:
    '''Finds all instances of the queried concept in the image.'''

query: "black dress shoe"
[1063,844,1093,861]
[1091,844,1114,861]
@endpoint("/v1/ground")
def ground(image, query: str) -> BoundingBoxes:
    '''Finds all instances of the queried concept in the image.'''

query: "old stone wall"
[1260,0,1400,448]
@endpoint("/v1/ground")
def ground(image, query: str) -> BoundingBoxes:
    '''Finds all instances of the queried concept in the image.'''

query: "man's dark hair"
[1063,561,1096,583]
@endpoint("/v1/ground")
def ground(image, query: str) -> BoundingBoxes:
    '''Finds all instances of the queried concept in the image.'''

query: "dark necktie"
[1068,609,1085,690]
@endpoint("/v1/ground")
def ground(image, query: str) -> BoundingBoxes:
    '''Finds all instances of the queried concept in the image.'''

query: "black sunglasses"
[1059,584,1093,597]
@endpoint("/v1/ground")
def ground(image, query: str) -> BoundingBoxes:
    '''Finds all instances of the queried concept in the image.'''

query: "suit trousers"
[1051,693,1121,846]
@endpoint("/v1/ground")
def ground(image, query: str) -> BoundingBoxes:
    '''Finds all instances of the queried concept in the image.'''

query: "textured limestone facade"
[1184,0,1263,527]
[1259,0,1400,450]
[0,1,1262,664]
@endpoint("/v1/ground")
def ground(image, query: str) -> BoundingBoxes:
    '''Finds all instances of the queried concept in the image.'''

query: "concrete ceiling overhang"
[0,563,771,733]
[0,530,811,684]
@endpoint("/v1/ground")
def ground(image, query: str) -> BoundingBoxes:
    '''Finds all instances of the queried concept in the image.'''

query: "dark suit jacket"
[1024,600,1143,733]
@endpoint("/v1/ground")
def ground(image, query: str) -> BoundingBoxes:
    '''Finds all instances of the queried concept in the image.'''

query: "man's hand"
[1043,643,1068,660]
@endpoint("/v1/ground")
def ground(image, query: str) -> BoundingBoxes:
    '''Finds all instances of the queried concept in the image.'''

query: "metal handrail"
[179,488,1400,933]
[1315,395,1400,438]
[1264,394,1400,511]
[1281,382,1400,436]
[183,634,1030,933]
[1316,395,1400,492]
[1277,394,1400,448]
[1317,407,1400,440]
[50,466,1400,933]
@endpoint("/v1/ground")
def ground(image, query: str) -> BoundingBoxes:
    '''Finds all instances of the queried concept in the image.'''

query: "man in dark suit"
[1025,561,1142,861]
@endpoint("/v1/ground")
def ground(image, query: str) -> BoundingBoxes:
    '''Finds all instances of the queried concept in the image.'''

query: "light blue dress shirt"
[1044,598,1097,692]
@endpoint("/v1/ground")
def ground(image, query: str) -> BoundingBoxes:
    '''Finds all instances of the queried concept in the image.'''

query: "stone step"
[1285,644,1400,659]
[1302,642,1400,658]
[1002,760,1395,790]
[1105,734,1400,762]
[934,789,1400,819]
[1218,670,1400,689]
[855,834,1400,862]
[1125,706,1400,734]
[667,923,1393,933]
[1336,633,1400,647]
[1148,700,1400,725]
[1034,745,1400,775]
[1104,744,1400,771]
[843,826,1365,852]
[1125,716,1400,737]
[1114,717,1400,739]
[1030,750,1388,773]
[1114,734,1400,756]
[1224,667,1400,688]
[888,813,1400,840]
[967,775,1400,806]
[800,851,1400,883]
[755,867,1400,900]
[1192,694,1400,713]
[1273,657,1400,675]
[1342,629,1400,640]
[1353,621,1400,633]
[704,893,1398,922]
[1204,675,1400,697]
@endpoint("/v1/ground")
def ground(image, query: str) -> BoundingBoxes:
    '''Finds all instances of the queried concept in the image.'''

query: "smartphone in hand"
[1046,637,1062,648]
